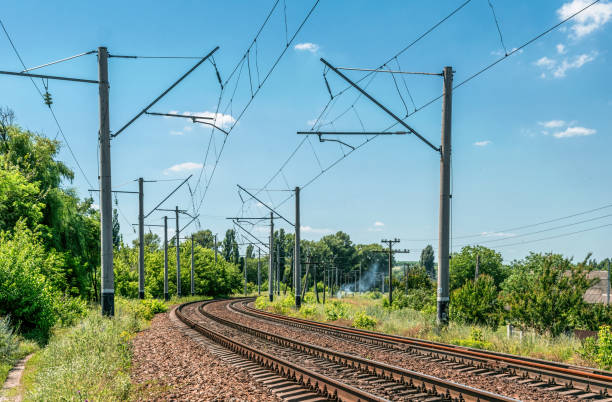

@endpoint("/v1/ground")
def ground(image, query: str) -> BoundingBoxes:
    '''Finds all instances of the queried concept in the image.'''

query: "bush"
[452,327,493,350]
[137,299,168,320]
[387,288,435,312]
[450,275,503,329]
[0,222,62,341]
[324,301,349,321]
[299,305,317,318]
[0,316,18,365]
[352,311,377,330]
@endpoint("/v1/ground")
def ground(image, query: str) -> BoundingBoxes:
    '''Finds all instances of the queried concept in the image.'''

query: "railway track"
[176,299,517,401]
[232,299,612,401]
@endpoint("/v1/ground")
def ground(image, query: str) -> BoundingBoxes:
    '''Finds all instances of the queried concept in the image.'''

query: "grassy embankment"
[9,296,204,401]
[255,292,598,368]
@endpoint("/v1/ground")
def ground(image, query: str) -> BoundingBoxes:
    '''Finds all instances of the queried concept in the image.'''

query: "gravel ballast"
[130,308,279,401]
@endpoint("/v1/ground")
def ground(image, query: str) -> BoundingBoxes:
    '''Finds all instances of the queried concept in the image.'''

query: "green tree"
[222,229,239,264]
[450,274,503,329]
[450,245,506,291]
[419,245,435,277]
[192,229,214,249]
[112,208,121,249]
[501,253,596,336]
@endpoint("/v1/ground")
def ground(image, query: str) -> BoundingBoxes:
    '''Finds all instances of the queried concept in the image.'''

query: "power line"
[0,18,95,189]
[402,202,612,242]
[492,223,612,249]
[251,0,602,212]
[192,0,321,215]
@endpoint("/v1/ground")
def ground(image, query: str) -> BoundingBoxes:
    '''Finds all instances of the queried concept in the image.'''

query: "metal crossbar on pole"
[144,175,192,219]
[237,185,295,227]
[112,46,220,137]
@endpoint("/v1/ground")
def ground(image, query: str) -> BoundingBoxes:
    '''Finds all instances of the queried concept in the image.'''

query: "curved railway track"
[232,299,612,401]
[176,299,518,401]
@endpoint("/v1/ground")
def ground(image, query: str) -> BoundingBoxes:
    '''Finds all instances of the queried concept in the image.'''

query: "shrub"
[0,316,18,365]
[387,288,435,312]
[596,325,612,370]
[452,327,493,350]
[450,275,503,329]
[299,305,317,318]
[0,222,61,341]
[324,301,349,321]
[352,311,377,330]
[138,299,168,320]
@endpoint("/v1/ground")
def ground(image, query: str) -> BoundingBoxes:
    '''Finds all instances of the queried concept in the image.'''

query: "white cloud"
[301,225,332,234]
[474,140,491,147]
[165,110,179,118]
[556,43,567,54]
[558,0,612,38]
[374,221,385,227]
[535,56,556,68]
[481,231,515,238]
[170,130,183,136]
[183,111,236,129]
[535,53,596,78]
[294,42,319,53]
[183,126,193,132]
[92,203,100,211]
[553,126,596,138]
[538,120,566,128]
[163,162,203,175]
[307,119,317,126]
[553,53,596,77]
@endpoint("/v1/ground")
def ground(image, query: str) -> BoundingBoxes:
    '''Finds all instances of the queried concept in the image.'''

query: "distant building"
[584,270,610,304]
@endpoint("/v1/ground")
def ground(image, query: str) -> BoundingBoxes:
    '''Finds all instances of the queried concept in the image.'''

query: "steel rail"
[175,300,386,401]
[240,302,612,395]
[200,299,516,402]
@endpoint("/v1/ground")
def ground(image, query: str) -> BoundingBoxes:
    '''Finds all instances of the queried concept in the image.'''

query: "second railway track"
[229,298,612,401]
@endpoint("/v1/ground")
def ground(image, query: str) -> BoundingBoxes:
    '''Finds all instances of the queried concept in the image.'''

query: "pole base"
[101,292,114,316]
[436,300,449,325]
[164,293,169,301]
[295,295,301,309]
[269,294,274,302]
[139,291,145,300]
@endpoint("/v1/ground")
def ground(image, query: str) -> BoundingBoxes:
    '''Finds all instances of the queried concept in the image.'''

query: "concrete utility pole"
[294,186,302,308]
[138,177,145,299]
[474,254,480,281]
[244,255,248,296]
[214,234,218,264]
[191,235,195,296]
[323,268,326,304]
[175,206,181,297]
[276,243,281,295]
[164,216,169,301]
[98,47,114,316]
[258,248,261,295]
[607,260,610,306]
[437,66,453,325]
[269,212,274,302]
[358,262,362,293]
[380,239,408,305]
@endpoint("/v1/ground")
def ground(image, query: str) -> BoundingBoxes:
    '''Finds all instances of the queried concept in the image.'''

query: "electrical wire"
[492,223,612,249]
[254,0,602,213]
[0,18,95,189]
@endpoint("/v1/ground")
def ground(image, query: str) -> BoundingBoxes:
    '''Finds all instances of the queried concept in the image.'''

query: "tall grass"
[256,292,594,367]
[0,316,38,387]
[22,297,167,401]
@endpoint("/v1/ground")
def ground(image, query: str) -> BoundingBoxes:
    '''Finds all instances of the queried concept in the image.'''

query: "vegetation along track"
[233,299,612,401]
[177,299,517,401]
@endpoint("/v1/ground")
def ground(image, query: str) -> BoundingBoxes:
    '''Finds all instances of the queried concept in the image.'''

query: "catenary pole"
[244,255,247,296]
[191,235,194,296]
[294,187,302,307]
[98,47,114,316]
[258,248,261,295]
[138,177,145,299]
[164,216,169,301]
[437,66,453,325]
[175,206,181,297]
[269,212,274,302]
[214,234,218,264]
[607,260,610,306]
[276,243,281,295]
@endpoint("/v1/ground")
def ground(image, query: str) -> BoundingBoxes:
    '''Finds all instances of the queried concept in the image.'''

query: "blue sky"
[1,0,611,263]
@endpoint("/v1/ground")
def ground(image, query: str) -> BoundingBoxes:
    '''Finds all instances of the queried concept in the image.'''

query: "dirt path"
[0,354,33,402]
